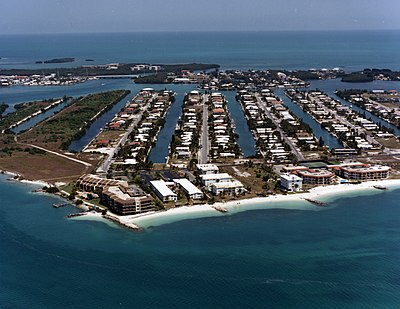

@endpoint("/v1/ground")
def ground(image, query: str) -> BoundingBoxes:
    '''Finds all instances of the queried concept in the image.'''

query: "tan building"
[101,185,155,216]
[77,174,128,192]
[332,163,391,180]
[297,169,334,185]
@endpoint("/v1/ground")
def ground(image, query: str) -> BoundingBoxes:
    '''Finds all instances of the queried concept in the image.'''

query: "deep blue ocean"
[1,30,400,71]
[1,31,400,308]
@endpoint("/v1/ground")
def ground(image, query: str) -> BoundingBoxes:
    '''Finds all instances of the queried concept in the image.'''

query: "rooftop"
[150,180,177,197]
[173,178,202,195]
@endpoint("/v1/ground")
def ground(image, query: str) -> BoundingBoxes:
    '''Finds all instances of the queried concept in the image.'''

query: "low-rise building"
[196,164,219,175]
[150,180,177,202]
[211,180,246,196]
[101,185,155,215]
[280,174,303,191]
[297,169,334,185]
[173,178,203,200]
[200,173,233,186]
[333,163,391,180]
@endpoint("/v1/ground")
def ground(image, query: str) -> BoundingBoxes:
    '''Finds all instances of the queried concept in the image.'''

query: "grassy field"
[0,90,129,182]
[0,99,63,131]
[19,90,130,150]
[376,137,400,149]
[0,151,98,182]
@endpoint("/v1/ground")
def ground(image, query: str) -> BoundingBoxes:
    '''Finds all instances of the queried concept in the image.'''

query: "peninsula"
[1,64,400,231]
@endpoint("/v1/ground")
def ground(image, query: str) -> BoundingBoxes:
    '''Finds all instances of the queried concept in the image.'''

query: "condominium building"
[101,185,155,216]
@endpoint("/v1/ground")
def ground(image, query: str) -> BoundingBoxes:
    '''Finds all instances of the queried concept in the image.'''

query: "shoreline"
[1,170,52,188]
[2,170,400,231]
[79,178,400,230]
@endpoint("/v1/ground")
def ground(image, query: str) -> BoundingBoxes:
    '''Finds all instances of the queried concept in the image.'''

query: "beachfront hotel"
[330,163,391,181]
[296,169,335,185]
[77,174,129,192]
[280,173,303,192]
[101,185,155,216]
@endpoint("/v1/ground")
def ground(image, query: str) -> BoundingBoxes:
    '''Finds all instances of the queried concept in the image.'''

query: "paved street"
[255,93,305,161]
[199,94,209,164]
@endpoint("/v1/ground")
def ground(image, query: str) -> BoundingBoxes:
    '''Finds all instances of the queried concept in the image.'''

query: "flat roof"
[280,174,303,181]
[150,180,177,197]
[298,169,334,178]
[200,173,232,181]
[173,178,202,195]
[212,180,244,189]
[196,164,219,171]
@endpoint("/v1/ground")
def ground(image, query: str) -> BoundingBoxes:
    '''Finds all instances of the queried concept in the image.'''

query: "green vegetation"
[291,71,320,80]
[341,69,400,83]
[43,186,60,193]
[336,89,367,100]
[0,99,63,131]
[20,90,130,150]
[341,72,374,83]
[36,58,75,64]
[135,72,169,84]
[0,103,9,116]
[0,62,219,78]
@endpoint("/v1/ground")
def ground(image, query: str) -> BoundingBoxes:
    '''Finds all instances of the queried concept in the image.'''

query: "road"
[199,94,209,164]
[255,93,305,161]
[27,144,92,166]
[96,94,155,174]
[308,94,378,146]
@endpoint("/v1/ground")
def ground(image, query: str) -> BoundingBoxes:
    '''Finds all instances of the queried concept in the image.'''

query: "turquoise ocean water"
[1,31,400,308]
[1,175,400,308]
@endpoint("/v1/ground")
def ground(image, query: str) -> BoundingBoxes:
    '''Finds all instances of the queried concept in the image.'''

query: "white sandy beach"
[75,179,400,230]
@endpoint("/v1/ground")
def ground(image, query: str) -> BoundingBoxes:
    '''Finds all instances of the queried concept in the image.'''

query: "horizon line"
[1,28,399,36]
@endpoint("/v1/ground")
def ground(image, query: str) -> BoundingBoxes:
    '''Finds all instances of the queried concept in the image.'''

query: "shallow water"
[1,174,400,308]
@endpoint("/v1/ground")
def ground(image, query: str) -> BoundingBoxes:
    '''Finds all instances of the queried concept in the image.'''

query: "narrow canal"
[68,91,137,152]
[275,89,343,149]
[148,84,196,163]
[309,79,400,137]
[223,91,257,157]
[13,98,73,133]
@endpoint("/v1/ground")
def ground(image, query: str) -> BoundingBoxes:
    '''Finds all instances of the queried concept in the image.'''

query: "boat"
[212,205,228,213]
[373,185,387,190]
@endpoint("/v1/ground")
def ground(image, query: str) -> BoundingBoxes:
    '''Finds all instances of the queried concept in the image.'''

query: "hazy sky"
[1,0,399,34]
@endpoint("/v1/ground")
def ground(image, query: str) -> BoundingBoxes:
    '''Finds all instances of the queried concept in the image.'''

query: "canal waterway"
[224,91,257,157]
[148,84,197,163]
[3,78,400,156]
[0,79,198,155]
[12,98,73,133]
[68,91,137,152]
[275,89,344,149]
[309,79,400,136]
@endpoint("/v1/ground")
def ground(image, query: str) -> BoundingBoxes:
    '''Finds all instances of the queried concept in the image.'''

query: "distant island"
[35,57,75,64]
[0,62,220,78]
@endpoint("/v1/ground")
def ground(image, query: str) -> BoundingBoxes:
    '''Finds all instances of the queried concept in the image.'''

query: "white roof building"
[200,173,233,186]
[211,180,246,196]
[280,174,303,192]
[196,164,219,174]
[173,178,203,200]
[150,180,177,202]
